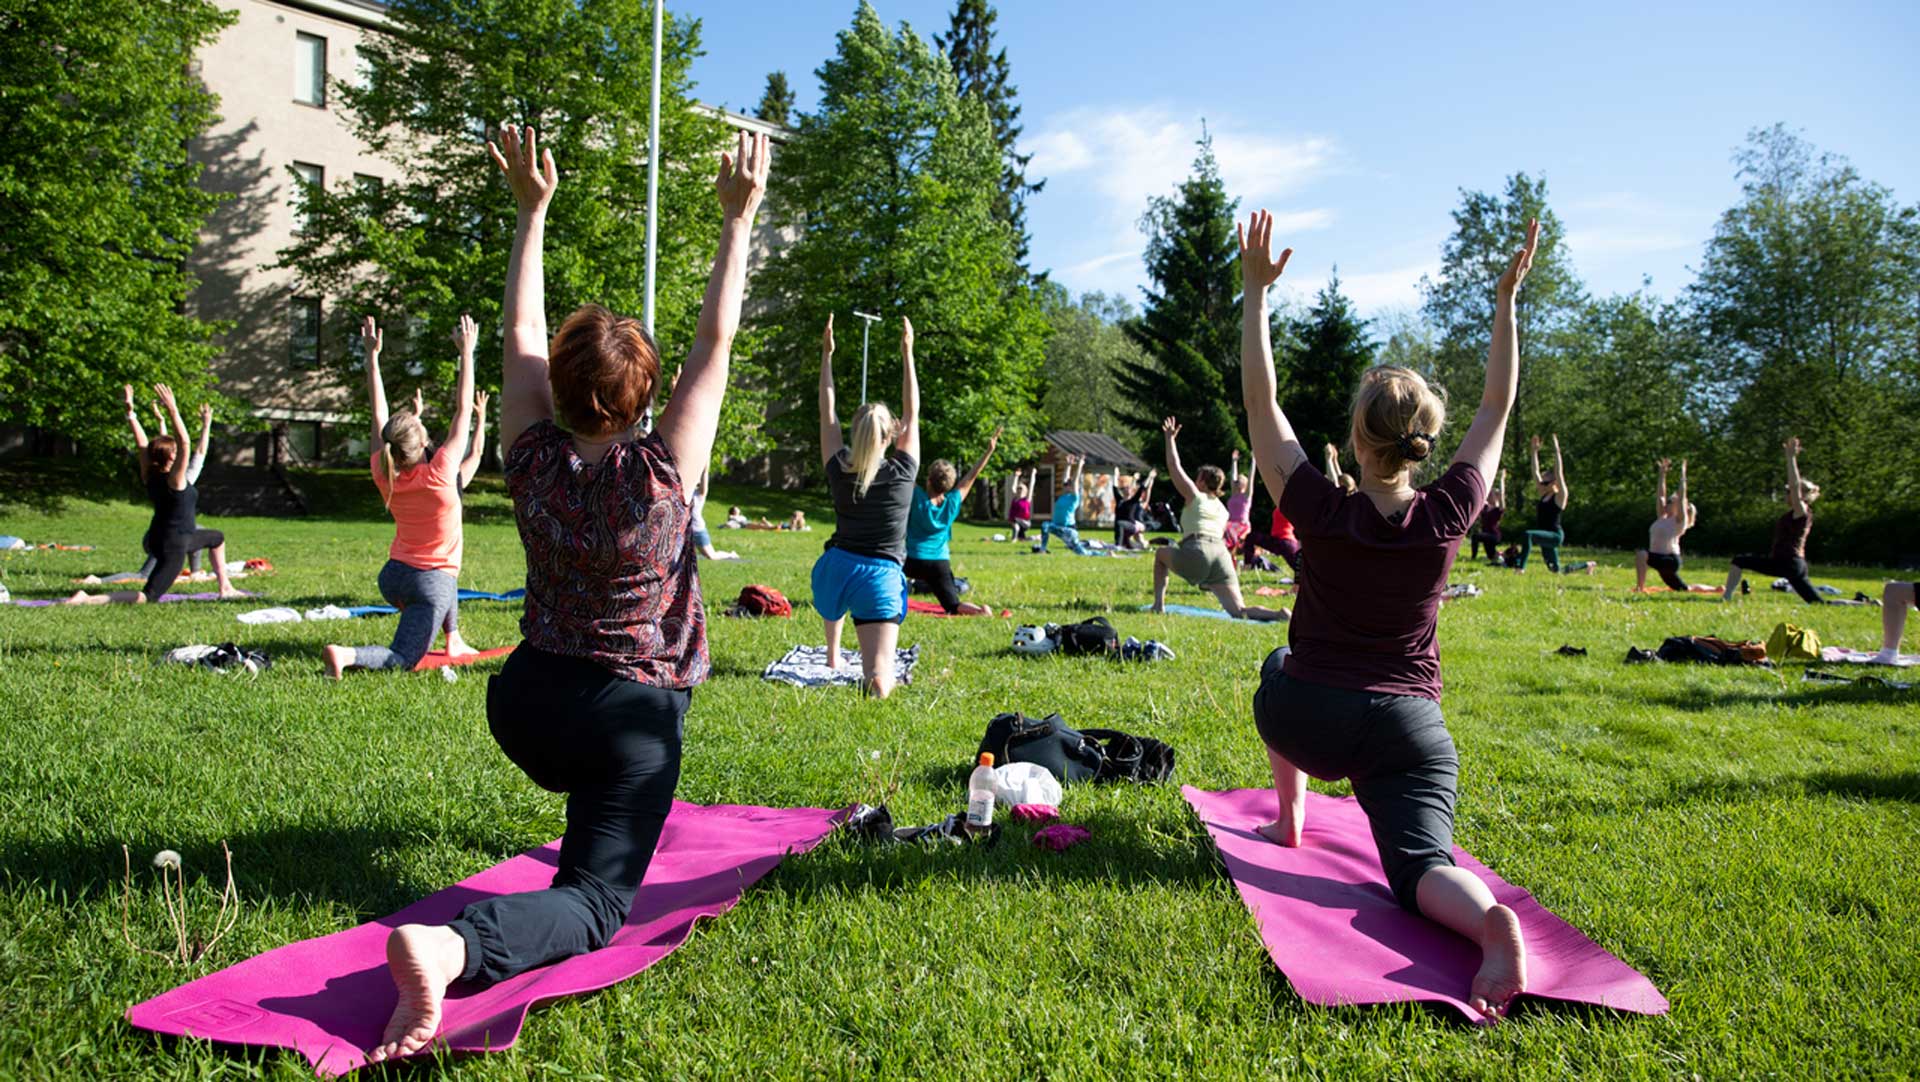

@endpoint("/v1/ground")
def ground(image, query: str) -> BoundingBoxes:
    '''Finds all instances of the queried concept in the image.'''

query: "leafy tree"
[755,71,796,127]
[935,0,1042,270]
[756,2,1047,469]
[1114,132,1249,473]
[1280,273,1376,457]
[1039,285,1146,434]
[0,0,235,461]
[274,0,768,457]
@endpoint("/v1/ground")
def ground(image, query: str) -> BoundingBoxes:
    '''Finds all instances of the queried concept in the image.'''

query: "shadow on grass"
[1635,678,1920,713]
[1675,770,1920,806]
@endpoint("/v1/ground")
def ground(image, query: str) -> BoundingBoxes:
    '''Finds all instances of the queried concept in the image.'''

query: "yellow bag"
[1766,622,1821,662]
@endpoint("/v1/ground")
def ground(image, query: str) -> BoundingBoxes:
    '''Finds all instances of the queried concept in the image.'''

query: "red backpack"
[727,585,792,618]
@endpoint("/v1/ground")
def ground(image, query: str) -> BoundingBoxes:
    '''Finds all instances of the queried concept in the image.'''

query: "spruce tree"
[935,0,1041,269]
[1281,272,1376,457]
[1115,132,1247,473]
[755,71,795,127]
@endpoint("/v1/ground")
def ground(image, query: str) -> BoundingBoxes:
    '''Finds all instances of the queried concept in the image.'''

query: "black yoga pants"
[1252,648,1459,912]
[448,644,689,986]
[1646,552,1689,591]
[1731,554,1821,604]
[141,528,225,602]
[903,556,963,614]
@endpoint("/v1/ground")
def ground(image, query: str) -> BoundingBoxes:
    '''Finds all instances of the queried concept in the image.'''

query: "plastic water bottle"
[965,752,997,834]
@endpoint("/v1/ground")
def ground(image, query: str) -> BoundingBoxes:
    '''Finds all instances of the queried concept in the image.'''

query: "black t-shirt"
[825,448,917,564]
[146,472,198,542]
[1535,494,1562,533]
[1115,487,1147,525]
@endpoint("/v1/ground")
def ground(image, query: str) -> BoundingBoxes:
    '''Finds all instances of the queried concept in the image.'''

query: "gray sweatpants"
[349,559,458,671]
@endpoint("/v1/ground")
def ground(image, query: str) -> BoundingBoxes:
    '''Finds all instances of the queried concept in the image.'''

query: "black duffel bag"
[976,712,1176,785]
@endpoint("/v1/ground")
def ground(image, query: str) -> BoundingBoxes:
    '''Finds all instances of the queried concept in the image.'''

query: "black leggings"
[1114,519,1144,549]
[1469,530,1502,561]
[449,645,689,986]
[1252,649,1459,912]
[1732,554,1821,604]
[1645,552,1688,591]
[141,528,224,602]
[902,556,963,614]
[1241,531,1301,572]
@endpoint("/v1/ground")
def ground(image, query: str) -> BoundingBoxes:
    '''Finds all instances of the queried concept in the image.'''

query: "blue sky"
[674,0,1920,318]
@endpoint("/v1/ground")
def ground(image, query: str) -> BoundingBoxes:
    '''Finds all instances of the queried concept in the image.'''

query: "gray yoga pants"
[349,559,457,671]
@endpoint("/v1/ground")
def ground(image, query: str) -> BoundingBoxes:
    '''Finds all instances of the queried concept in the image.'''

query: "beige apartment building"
[188,0,783,466]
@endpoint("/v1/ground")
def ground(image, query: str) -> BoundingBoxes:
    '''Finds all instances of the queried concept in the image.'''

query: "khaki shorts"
[1168,535,1235,588]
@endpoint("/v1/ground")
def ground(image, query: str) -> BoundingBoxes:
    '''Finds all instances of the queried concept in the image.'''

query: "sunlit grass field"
[1,481,1916,1079]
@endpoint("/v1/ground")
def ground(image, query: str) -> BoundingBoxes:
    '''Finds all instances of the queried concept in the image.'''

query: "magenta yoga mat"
[127,802,843,1075]
[1183,787,1668,1024]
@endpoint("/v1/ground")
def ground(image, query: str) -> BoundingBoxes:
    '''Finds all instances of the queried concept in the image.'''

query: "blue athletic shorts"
[811,546,908,624]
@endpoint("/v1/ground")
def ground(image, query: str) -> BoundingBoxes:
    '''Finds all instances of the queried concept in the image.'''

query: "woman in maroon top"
[1722,437,1823,604]
[367,125,770,1065]
[1238,208,1540,1020]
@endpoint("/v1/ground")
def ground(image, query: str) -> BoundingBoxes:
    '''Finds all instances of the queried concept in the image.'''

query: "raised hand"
[360,315,383,360]
[988,424,1003,451]
[1161,417,1181,439]
[123,384,136,411]
[1784,436,1801,455]
[488,125,558,215]
[199,402,214,426]
[822,314,835,358]
[153,384,176,411]
[452,313,478,358]
[1496,219,1541,299]
[1237,209,1294,291]
[474,390,489,415]
[1530,434,1543,452]
[714,129,770,221]
[1658,458,1670,471]
[900,316,914,356]
[412,388,424,417]
[1232,449,1242,462]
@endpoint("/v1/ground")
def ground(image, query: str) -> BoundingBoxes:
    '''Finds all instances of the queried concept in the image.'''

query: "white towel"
[237,606,302,625]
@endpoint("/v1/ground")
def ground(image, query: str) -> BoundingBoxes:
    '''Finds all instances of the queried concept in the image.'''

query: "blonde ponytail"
[847,402,896,499]
[379,410,429,511]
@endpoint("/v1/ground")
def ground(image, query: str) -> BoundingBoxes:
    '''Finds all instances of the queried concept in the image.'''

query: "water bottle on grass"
[965,753,996,835]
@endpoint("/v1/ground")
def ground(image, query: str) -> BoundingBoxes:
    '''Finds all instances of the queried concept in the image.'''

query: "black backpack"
[977,712,1176,785]
[1054,617,1120,657]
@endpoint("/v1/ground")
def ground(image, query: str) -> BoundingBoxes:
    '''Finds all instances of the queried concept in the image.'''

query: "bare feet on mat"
[444,632,479,658]
[218,587,248,600]
[1469,904,1528,1020]
[1254,820,1302,847]
[367,924,466,1064]
[322,644,351,681]
[957,601,990,616]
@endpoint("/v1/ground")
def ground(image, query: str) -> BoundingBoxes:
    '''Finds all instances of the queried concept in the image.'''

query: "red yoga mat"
[905,599,1011,618]
[126,802,843,1074]
[1184,787,1667,1024]
[412,646,515,671]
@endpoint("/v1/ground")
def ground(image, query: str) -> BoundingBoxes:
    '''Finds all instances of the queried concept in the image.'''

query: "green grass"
[1,491,1916,1080]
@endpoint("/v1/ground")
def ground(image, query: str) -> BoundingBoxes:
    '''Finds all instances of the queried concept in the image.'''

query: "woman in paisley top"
[367,125,770,1065]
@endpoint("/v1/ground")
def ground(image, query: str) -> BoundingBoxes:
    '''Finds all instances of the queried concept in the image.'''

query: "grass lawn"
[1,484,1916,1079]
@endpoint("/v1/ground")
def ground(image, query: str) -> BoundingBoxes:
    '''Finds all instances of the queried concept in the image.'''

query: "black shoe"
[1740,580,1752,595]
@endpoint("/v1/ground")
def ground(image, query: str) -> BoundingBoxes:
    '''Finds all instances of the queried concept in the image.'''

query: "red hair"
[146,435,179,473]
[548,304,659,436]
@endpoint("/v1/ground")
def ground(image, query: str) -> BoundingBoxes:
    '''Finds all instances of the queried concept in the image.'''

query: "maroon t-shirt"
[1280,461,1485,701]
[1770,510,1811,560]
[505,420,708,688]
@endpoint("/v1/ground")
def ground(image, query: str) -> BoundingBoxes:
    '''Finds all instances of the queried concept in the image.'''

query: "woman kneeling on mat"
[1635,458,1701,592]
[905,427,1001,616]
[1150,417,1287,621]
[1239,209,1539,1019]
[1113,468,1157,550]
[67,384,246,605]
[1468,469,1506,563]
[812,313,920,698]
[367,126,769,1064]
[322,314,480,678]
[1514,434,1571,571]
[1722,437,1823,604]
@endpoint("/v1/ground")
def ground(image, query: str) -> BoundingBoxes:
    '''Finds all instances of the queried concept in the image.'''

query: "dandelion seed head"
[152,849,182,870]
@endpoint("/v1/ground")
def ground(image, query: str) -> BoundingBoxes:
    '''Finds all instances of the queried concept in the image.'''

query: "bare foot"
[322,644,352,681]
[957,601,990,616]
[365,924,466,1064]
[63,590,90,605]
[1254,820,1302,847]
[824,652,845,671]
[1468,904,1528,1020]
[443,632,479,658]
[218,587,248,600]
[864,674,895,699]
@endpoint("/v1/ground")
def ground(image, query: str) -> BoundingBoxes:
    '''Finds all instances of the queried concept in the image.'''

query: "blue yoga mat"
[1139,603,1266,623]
[349,588,524,617]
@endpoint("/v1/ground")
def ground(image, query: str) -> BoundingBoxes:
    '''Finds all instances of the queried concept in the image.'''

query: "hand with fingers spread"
[474,390,489,416]
[488,125,558,216]
[1496,218,1541,299]
[1162,417,1182,440]
[361,315,383,361]
[452,313,479,359]
[154,383,176,411]
[1237,209,1294,292]
[713,128,770,222]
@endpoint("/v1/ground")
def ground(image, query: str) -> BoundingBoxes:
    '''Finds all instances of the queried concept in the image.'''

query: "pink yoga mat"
[127,801,842,1075]
[1184,787,1667,1024]
[905,599,1012,618]
[412,646,515,671]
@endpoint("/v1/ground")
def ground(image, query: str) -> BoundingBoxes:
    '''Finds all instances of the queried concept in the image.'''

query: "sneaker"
[1143,639,1176,661]
[1740,580,1752,595]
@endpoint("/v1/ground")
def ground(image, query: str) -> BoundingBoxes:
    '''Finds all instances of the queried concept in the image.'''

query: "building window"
[291,161,323,231]
[353,173,383,198]
[290,297,322,369]
[294,32,327,106]
[286,421,321,463]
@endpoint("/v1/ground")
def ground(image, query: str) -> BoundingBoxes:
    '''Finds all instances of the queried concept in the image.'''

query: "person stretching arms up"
[1469,469,1506,563]
[1635,459,1703,592]
[904,426,1001,615]
[1036,455,1088,553]
[1008,468,1037,540]
[365,126,770,1064]
[1239,208,1540,1020]
[137,397,216,580]
[1225,448,1255,549]
[1722,438,1824,604]
[1150,417,1286,621]
[1514,435,1570,572]
[811,314,920,698]
[1323,443,1357,494]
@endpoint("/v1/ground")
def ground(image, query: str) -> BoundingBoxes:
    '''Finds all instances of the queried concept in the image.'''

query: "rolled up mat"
[412,646,515,671]
[126,801,843,1075]
[1183,787,1667,1024]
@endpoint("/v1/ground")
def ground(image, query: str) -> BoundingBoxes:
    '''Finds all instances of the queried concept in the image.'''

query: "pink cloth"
[1032,824,1091,851]
[411,646,515,671]
[1010,804,1059,824]
[1184,786,1667,1025]
[126,802,842,1075]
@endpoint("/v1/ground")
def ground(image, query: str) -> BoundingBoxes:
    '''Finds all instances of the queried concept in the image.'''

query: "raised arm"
[1655,458,1670,517]
[1230,448,1241,486]
[1452,219,1538,482]
[1495,468,1507,508]
[818,316,843,464]
[955,425,1001,497]
[187,402,212,484]
[1784,438,1807,517]
[1323,444,1344,485]
[153,384,190,490]
[362,315,389,450]
[1551,434,1568,507]
[459,391,489,487]
[489,125,559,452]
[656,129,771,475]
[124,385,150,481]
[1236,210,1306,504]
[442,314,477,465]
[150,403,169,437]
[1529,435,1543,485]
[1161,419,1197,499]
[1141,467,1158,501]
[1677,459,1693,533]
[896,317,921,462]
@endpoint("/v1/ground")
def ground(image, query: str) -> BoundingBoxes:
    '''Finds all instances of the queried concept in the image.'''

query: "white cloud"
[1327,262,1440,313]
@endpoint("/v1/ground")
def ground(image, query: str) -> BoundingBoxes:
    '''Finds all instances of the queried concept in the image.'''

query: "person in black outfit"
[1113,468,1158,549]
[65,384,245,605]
[1723,437,1824,604]
[1514,435,1568,572]
[1469,468,1506,561]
